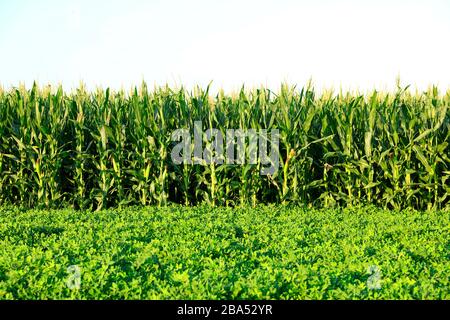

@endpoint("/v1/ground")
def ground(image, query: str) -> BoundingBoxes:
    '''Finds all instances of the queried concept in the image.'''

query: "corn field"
[0,83,448,210]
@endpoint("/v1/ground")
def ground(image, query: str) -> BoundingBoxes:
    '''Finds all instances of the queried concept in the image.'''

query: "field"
[0,84,448,210]
[0,205,448,300]
[0,84,449,300]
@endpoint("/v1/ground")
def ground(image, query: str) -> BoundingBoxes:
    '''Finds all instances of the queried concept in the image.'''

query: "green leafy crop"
[0,205,448,299]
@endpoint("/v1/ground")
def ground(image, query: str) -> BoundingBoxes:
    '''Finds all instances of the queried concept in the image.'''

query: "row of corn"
[0,83,448,210]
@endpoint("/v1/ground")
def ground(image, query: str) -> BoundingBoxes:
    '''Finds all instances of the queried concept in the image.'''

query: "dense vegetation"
[0,83,448,210]
[0,205,448,299]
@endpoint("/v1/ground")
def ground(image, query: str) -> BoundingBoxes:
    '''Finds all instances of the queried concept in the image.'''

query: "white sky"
[0,0,449,92]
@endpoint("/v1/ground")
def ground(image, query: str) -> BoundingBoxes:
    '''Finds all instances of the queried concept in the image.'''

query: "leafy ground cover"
[0,205,448,299]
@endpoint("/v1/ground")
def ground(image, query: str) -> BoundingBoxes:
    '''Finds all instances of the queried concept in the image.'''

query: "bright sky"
[0,0,449,92]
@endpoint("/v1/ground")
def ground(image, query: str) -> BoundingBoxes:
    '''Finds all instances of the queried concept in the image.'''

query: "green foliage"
[0,205,448,299]
[0,83,449,210]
